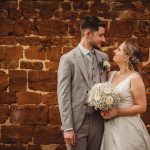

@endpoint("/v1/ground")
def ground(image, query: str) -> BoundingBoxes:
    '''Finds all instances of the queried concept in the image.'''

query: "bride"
[100,40,150,150]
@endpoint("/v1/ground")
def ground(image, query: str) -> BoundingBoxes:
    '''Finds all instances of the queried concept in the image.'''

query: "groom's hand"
[64,130,75,145]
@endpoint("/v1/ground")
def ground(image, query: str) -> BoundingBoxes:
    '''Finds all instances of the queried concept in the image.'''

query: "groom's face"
[89,27,105,49]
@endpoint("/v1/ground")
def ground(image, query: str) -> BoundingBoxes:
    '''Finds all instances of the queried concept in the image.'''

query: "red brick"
[138,38,150,48]
[9,70,27,92]
[23,9,39,19]
[34,125,64,144]
[142,72,150,88]
[61,2,71,11]
[49,106,61,125]
[108,21,135,38]
[16,37,40,46]
[146,92,150,105]
[25,46,46,60]
[10,104,48,125]
[45,62,59,71]
[139,21,150,34]
[99,11,119,20]
[111,3,136,11]
[5,1,18,9]
[35,1,59,11]
[63,47,73,54]
[28,145,41,150]
[20,61,43,70]
[48,37,63,46]
[20,1,35,9]
[110,62,119,71]
[0,36,16,45]
[69,20,81,36]
[141,105,150,125]
[8,9,22,19]
[15,19,32,36]
[42,92,58,106]
[78,10,96,20]
[140,48,149,62]
[0,104,9,123]
[39,9,53,19]
[115,0,139,2]
[1,125,33,144]
[35,19,68,36]
[0,71,9,92]
[28,70,57,92]
[70,36,80,47]
[73,1,89,11]
[0,46,23,69]
[0,19,14,36]
[63,11,78,20]
[0,92,16,104]
[0,9,8,18]
[0,46,23,59]
[56,145,67,150]
[147,126,150,135]
[16,91,42,105]
[47,46,62,62]
[0,144,26,150]
[90,2,109,12]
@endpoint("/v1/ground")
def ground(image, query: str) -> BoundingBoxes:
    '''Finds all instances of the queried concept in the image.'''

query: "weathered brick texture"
[10,104,48,125]
[0,0,149,150]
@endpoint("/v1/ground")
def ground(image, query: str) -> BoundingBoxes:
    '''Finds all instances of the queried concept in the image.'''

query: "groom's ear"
[85,29,92,37]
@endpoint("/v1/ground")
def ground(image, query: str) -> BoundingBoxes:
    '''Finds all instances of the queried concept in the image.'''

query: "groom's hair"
[80,16,105,33]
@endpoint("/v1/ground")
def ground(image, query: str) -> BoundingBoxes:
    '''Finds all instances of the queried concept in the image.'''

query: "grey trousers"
[66,112,104,150]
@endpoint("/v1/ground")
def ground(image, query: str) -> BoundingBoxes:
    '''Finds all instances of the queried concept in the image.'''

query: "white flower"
[103,87,112,94]
[87,82,120,110]
[94,92,101,101]
[105,96,114,105]
[103,60,111,68]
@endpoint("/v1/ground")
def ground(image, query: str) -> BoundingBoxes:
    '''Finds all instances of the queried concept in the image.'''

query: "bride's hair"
[122,39,142,73]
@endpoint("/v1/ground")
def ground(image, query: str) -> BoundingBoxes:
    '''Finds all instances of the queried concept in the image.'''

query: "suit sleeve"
[57,55,73,131]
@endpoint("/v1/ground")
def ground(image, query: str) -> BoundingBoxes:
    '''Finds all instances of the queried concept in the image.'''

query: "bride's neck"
[118,64,131,75]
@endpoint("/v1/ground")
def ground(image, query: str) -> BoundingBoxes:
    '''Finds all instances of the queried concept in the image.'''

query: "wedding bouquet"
[87,82,120,110]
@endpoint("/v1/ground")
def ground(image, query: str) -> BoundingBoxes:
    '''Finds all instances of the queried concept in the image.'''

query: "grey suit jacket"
[57,46,109,131]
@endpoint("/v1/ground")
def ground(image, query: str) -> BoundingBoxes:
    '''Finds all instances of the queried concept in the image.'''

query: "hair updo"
[122,39,142,72]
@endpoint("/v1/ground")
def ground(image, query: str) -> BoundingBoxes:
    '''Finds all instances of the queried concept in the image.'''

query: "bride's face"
[113,42,128,64]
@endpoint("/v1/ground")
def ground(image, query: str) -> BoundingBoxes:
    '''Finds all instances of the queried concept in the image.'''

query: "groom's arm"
[57,55,73,131]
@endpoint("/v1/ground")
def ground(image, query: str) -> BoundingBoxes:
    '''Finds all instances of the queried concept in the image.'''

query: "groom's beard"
[90,41,103,50]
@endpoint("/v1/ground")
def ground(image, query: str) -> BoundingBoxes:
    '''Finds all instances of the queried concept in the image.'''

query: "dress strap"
[109,71,117,82]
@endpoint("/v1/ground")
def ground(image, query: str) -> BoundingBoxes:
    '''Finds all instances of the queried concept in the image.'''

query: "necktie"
[88,51,94,64]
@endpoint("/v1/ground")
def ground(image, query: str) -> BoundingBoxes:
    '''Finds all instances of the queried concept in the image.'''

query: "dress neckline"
[110,71,136,88]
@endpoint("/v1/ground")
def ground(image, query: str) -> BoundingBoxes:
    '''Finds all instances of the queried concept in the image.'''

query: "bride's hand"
[101,109,118,119]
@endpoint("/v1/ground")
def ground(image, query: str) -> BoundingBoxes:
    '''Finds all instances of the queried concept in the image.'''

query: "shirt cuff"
[64,128,73,132]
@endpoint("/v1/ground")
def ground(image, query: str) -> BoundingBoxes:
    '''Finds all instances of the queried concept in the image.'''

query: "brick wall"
[0,0,149,150]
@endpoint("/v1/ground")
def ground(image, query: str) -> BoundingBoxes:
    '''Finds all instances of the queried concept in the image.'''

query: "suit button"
[87,91,88,93]
[93,68,94,70]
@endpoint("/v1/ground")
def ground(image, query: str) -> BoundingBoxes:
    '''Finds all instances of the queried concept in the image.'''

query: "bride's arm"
[117,74,147,116]
[102,74,147,119]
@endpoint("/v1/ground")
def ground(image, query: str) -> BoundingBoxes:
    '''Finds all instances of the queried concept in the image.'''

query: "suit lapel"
[74,47,90,87]
[94,50,107,82]
[94,50,103,64]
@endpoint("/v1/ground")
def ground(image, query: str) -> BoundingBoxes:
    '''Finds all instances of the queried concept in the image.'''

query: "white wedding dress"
[100,71,150,150]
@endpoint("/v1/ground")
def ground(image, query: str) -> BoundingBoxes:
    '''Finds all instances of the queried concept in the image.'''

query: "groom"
[57,16,109,150]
